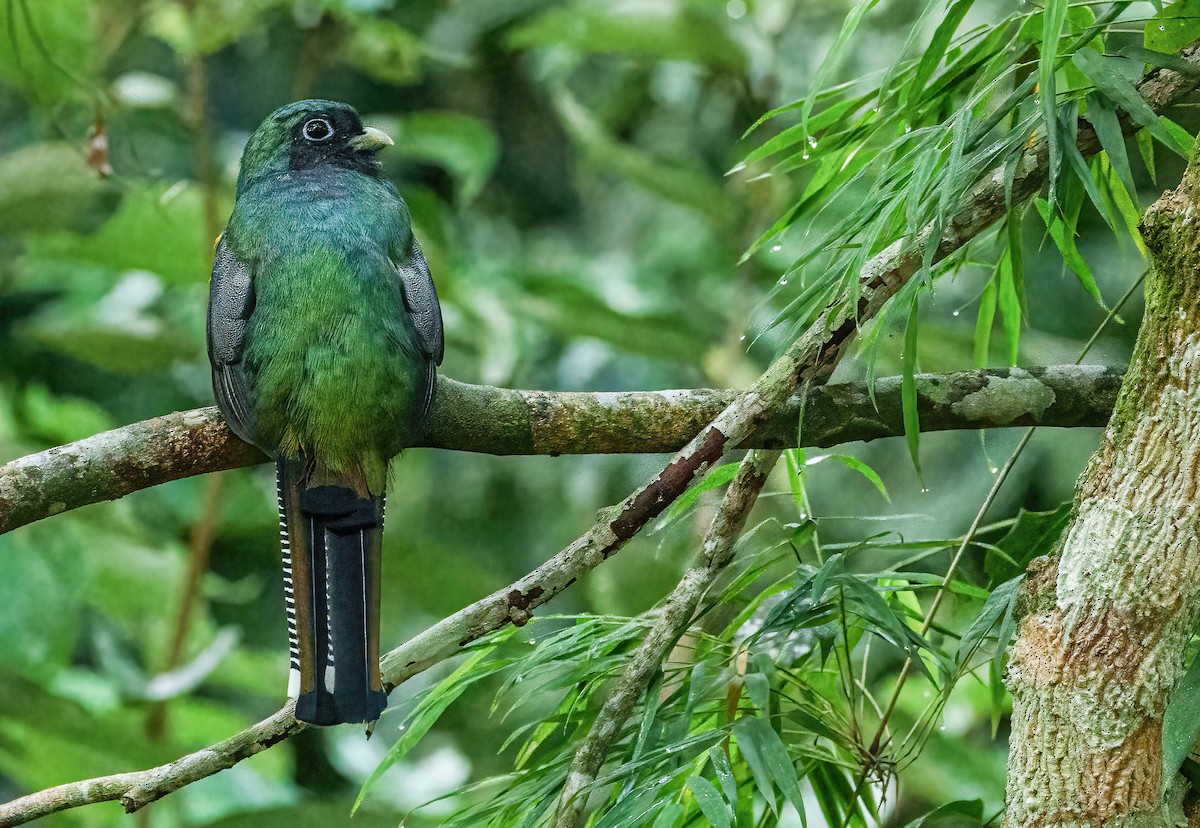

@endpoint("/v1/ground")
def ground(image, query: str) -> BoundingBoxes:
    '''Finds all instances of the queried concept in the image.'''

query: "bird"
[206,100,443,725]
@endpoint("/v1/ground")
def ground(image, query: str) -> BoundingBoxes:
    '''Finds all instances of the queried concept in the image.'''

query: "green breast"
[230,172,426,491]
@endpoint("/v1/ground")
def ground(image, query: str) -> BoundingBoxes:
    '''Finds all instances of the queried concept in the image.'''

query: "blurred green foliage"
[0,0,1192,826]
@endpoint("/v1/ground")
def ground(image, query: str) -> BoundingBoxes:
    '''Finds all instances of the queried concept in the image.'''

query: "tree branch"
[553,449,782,828]
[0,366,1121,536]
[0,705,301,826]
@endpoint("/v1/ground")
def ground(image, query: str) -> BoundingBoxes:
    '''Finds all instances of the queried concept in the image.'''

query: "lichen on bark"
[1005,151,1200,827]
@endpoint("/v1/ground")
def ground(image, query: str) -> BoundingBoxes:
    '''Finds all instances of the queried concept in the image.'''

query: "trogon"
[206,100,443,725]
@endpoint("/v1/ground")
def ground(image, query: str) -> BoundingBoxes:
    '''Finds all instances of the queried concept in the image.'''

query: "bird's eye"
[302,118,334,142]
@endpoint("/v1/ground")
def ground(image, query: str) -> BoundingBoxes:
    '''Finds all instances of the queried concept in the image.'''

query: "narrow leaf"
[974,278,997,367]
[1086,90,1136,200]
[709,746,739,806]
[955,576,1022,666]
[997,249,1022,366]
[901,799,984,828]
[1072,49,1187,157]
[1034,197,1105,306]
[656,462,740,531]
[902,293,923,485]
[1040,0,1069,205]
[829,454,890,501]
[734,716,778,814]
[801,0,882,138]
[687,776,732,828]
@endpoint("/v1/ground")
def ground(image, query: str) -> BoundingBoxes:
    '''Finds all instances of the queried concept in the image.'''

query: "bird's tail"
[277,459,388,725]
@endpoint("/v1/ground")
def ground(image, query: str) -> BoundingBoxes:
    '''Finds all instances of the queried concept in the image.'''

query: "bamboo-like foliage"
[352,2,1199,824]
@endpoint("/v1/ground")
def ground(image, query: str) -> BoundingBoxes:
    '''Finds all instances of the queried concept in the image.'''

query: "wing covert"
[395,237,444,367]
[207,235,259,447]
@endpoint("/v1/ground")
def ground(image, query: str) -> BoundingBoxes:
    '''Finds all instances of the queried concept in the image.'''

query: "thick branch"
[553,449,781,828]
[0,366,1121,536]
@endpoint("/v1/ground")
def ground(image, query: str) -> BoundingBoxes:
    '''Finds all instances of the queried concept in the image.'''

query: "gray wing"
[395,237,444,367]
[207,235,259,447]
[395,237,444,428]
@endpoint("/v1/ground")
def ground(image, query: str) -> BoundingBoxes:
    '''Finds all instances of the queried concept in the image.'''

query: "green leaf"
[1161,116,1196,157]
[651,804,684,828]
[354,643,505,812]
[507,5,745,70]
[738,94,872,169]
[997,248,1022,366]
[1145,0,1200,54]
[801,0,882,138]
[984,502,1073,586]
[656,462,740,531]
[1040,0,1069,205]
[900,798,984,828]
[687,776,732,828]
[734,717,806,820]
[28,183,217,284]
[902,293,923,486]
[18,384,113,444]
[708,746,739,807]
[383,112,499,202]
[974,278,997,367]
[903,0,973,117]
[1072,49,1187,158]
[1119,45,1200,77]
[1096,154,1148,257]
[1061,101,1120,234]
[1163,651,1200,791]
[1034,196,1105,306]
[1007,207,1028,318]
[733,716,778,814]
[1137,126,1157,184]
[827,454,890,502]
[0,521,95,680]
[0,0,95,103]
[1086,90,1136,200]
[955,576,1022,666]
[0,143,114,234]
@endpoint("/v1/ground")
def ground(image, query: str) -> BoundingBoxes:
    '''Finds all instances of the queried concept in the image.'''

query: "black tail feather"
[279,462,388,726]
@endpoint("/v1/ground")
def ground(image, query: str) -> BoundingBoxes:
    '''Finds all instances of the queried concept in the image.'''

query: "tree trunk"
[1004,156,1200,825]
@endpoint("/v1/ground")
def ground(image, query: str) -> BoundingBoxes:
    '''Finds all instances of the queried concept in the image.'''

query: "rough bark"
[0,367,1121,537]
[1004,152,1200,826]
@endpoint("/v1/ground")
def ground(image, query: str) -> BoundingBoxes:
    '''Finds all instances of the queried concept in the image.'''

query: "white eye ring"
[302,118,334,142]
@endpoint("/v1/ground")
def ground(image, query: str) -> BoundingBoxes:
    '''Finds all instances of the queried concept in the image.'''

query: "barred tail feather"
[277,466,302,699]
[278,460,388,726]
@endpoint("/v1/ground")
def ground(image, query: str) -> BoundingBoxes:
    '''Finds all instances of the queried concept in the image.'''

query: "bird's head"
[235,99,394,195]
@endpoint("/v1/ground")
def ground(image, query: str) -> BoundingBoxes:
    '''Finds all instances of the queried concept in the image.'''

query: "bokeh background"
[0,1,1165,826]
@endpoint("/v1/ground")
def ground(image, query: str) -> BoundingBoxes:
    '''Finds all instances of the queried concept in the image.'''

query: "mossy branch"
[0,366,1121,537]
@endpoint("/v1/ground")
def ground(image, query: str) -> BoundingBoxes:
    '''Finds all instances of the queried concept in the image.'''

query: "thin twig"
[0,705,301,827]
[553,449,782,828]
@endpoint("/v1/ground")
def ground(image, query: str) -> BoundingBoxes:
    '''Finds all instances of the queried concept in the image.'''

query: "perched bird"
[207,100,443,725]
